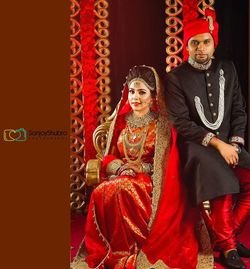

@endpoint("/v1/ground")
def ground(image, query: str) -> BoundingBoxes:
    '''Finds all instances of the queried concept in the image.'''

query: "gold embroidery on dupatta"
[148,114,170,229]
[196,219,214,269]
[136,250,173,269]
[112,250,130,256]
[147,67,171,229]
[71,256,92,269]
[89,203,111,268]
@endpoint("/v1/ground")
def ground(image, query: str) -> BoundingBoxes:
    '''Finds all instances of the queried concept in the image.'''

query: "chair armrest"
[86,159,101,186]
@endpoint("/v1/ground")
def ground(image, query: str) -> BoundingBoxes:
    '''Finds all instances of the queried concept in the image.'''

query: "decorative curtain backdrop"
[70,0,86,211]
[70,0,111,211]
[70,0,249,212]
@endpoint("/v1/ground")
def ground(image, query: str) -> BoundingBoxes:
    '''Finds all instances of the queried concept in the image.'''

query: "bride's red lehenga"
[73,66,213,269]
[85,120,156,268]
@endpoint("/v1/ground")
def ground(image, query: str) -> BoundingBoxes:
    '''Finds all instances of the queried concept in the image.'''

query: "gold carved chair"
[85,111,116,186]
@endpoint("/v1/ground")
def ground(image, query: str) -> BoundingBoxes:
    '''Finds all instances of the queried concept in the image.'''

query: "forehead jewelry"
[133,81,141,87]
[128,78,154,91]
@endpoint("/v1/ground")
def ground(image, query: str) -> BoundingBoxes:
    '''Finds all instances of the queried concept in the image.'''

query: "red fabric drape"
[141,128,199,269]
[80,0,99,161]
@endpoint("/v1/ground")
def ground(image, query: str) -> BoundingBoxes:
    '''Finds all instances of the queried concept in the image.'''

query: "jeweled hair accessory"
[128,78,155,91]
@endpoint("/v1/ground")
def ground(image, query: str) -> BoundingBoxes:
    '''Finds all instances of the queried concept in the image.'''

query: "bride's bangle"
[120,169,136,177]
[141,162,153,174]
[117,164,133,175]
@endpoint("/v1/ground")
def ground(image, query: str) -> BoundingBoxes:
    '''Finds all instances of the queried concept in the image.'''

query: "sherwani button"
[210,103,214,107]
[208,83,211,87]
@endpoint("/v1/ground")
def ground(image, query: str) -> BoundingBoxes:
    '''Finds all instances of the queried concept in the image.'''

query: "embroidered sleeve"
[229,136,245,146]
[202,132,216,147]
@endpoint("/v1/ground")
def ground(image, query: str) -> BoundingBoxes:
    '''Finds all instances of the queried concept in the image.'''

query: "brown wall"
[0,1,70,268]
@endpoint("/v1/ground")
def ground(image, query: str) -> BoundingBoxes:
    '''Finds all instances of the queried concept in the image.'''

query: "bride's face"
[128,80,152,115]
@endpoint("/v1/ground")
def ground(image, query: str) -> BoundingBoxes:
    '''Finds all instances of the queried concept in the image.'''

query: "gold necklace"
[126,111,158,128]
[126,124,147,142]
[122,125,149,164]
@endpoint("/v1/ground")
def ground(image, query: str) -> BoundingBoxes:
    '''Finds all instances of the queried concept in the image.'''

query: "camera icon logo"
[3,128,27,142]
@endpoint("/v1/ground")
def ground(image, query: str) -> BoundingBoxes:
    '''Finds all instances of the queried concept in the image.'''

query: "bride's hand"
[117,163,142,176]
[119,169,136,177]
[124,163,142,173]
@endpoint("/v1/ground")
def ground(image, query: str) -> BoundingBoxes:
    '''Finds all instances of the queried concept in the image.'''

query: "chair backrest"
[92,121,111,160]
[92,109,117,160]
[85,110,117,186]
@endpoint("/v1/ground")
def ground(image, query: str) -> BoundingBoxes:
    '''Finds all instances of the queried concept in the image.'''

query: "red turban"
[183,8,219,60]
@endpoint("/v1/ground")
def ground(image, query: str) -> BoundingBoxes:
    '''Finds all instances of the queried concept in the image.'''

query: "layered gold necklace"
[123,111,157,164]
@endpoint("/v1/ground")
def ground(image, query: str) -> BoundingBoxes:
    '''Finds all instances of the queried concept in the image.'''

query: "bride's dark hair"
[126,66,156,94]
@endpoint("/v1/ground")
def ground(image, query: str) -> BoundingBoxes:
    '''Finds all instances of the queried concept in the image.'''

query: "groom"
[165,7,250,269]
